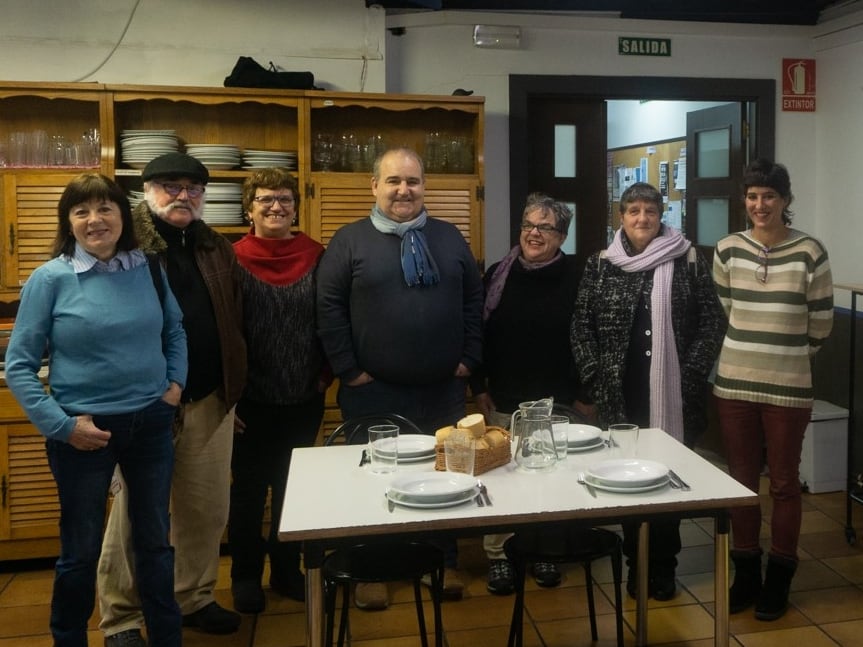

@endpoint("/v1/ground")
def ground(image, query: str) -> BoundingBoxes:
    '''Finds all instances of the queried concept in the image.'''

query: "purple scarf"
[605,226,690,442]
[483,246,561,322]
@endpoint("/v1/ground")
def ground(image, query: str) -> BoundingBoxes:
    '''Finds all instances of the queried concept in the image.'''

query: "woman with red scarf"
[228,168,330,614]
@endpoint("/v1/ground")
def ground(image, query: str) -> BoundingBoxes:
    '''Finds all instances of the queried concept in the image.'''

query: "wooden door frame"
[509,75,775,247]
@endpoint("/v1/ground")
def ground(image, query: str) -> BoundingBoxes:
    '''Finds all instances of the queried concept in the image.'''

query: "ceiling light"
[473,24,521,50]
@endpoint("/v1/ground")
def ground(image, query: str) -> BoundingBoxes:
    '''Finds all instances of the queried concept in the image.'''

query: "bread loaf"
[434,425,454,443]
[484,428,508,448]
[457,413,486,438]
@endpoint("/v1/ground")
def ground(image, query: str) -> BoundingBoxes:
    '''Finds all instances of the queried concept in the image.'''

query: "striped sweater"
[712,229,833,408]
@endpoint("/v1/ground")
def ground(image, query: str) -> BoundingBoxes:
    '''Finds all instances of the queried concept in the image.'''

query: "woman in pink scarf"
[571,182,726,600]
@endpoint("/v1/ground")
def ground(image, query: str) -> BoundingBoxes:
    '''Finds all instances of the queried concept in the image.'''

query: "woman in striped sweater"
[713,159,833,621]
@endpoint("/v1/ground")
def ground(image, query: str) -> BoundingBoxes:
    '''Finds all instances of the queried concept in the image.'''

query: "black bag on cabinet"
[223,56,315,90]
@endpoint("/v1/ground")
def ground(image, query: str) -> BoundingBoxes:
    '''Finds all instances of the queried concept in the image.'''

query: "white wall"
[607,100,729,149]
[0,0,386,91]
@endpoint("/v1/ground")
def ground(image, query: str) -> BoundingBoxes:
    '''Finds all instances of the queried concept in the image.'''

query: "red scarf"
[233,230,323,286]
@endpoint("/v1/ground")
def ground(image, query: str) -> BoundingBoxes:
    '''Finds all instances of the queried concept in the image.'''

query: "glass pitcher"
[510,398,557,471]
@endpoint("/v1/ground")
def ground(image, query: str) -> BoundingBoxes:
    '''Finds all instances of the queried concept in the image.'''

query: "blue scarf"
[369,206,440,287]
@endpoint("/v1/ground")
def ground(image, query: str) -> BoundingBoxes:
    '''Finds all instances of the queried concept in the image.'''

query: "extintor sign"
[782,58,816,112]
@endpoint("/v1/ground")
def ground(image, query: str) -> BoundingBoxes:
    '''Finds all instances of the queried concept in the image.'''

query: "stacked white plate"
[564,424,605,453]
[120,130,179,169]
[128,189,145,209]
[242,149,298,170]
[372,434,436,464]
[201,182,244,226]
[584,458,670,493]
[186,143,241,170]
[385,472,479,509]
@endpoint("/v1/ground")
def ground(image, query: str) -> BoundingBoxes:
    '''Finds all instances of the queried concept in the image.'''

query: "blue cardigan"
[5,257,187,441]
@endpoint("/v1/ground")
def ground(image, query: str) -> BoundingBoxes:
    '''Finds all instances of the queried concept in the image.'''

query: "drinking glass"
[608,423,639,458]
[444,429,475,475]
[368,424,399,474]
[550,415,570,461]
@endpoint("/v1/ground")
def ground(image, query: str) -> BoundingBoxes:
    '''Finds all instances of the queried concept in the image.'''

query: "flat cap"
[141,152,209,184]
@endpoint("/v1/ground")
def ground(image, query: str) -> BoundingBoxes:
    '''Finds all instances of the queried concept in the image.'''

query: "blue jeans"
[47,398,180,647]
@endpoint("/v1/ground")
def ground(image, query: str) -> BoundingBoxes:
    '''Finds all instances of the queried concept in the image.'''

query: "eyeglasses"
[520,221,560,235]
[755,246,769,283]
[154,181,205,198]
[253,195,295,207]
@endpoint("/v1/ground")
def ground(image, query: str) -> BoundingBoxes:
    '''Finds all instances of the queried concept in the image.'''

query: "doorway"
[509,75,775,260]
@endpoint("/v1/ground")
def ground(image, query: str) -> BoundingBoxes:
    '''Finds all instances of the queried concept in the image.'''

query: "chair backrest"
[325,413,424,446]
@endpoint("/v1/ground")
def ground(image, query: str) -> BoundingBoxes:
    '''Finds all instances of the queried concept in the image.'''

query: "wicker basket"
[434,426,512,475]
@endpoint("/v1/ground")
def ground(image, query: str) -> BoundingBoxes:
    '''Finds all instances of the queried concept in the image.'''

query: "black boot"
[729,550,762,613]
[754,554,796,621]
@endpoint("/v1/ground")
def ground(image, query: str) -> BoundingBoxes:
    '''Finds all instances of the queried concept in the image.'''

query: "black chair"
[327,412,424,445]
[504,526,624,647]
[322,414,444,647]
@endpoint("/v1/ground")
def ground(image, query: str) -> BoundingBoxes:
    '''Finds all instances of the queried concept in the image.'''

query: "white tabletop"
[280,427,757,647]
[279,427,755,541]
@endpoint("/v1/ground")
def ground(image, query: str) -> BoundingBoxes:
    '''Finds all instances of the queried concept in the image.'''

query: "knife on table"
[668,469,691,491]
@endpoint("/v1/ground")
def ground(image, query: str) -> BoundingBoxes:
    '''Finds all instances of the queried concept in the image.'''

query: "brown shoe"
[354,582,389,610]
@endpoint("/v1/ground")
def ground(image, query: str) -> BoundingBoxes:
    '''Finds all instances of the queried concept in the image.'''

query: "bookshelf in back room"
[0,82,485,558]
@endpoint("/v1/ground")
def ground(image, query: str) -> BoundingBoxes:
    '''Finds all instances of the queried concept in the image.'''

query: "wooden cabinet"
[0,81,484,558]
[0,82,485,291]
[0,386,60,561]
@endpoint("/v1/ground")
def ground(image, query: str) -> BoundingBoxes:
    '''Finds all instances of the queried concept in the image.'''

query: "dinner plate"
[373,434,436,459]
[567,438,606,453]
[565,424,603,446]
[587,458,669,487]
[388,472,477,502]
[394,453,436,464]
[387,487,479,509]
[583,476,669,494]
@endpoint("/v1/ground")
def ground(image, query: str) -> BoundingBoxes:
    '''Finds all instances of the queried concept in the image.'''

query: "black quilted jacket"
[570,241,727,443]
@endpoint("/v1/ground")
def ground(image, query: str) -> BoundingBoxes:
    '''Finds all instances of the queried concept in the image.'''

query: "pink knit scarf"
[605,226,690,442]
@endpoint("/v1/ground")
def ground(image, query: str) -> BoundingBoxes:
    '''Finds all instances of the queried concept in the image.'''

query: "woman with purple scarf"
[571,182,726,600]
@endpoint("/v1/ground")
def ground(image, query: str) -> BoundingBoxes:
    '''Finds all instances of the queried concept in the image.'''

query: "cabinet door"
[0,422,58,544]
[0,172,79,289]
[307,174,484,262]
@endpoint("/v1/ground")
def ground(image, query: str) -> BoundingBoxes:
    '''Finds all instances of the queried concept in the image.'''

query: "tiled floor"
[3,469,863,646]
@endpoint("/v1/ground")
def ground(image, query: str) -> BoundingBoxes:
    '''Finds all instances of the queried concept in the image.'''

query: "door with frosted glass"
[685,102,746,258]
[524,97,607,276]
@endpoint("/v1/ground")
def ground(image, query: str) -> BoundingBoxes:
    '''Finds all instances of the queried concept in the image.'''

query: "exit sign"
[618,37,671,57]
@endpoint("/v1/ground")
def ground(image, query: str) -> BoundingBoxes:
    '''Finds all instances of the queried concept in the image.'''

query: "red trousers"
[716,397,811,561]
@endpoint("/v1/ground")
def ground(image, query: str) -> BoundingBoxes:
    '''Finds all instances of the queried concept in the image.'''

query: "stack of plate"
[186,143,241,170]
[242,149,298,170]
[386,472,479,509]
[584,458,670,493]
[202,182,244,226]
[120,130,179,169]
[372,434,436,464]
[564,424,605,453]
[128,189,145,209]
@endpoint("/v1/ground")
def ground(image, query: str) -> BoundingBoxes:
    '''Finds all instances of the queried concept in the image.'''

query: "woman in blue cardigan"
[5,173,187,647]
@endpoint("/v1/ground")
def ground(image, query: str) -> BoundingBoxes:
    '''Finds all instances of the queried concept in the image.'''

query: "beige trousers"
[98,392,234,635]
[484,409,513,560]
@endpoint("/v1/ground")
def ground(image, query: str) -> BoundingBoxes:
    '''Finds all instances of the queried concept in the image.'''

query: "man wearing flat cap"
[97,153,247,644]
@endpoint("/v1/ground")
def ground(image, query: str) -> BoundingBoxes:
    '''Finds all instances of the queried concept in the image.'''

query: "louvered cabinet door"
[0,387,60,559]
[307,174,484,261]
[1,173,78,290]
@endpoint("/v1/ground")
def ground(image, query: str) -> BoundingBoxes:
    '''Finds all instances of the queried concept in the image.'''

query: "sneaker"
[532,562,562,588]
[270,570,306,602]
[182,601,241,634]
[354,582,389,610]
[232,579,265,614]
[486,559,515,596]
[105,629,146,647]
[421,567,465,600]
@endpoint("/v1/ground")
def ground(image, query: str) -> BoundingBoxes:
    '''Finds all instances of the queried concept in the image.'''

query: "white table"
[279,428,757,647]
